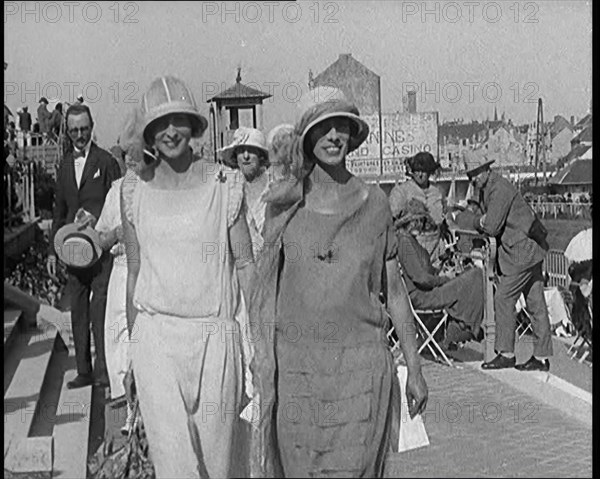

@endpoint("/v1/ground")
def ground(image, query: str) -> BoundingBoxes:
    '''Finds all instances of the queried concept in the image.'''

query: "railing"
[449,228,497,362]
[543,249,570,288]
[529,202,592,220]
[4,161,37,228]
[14,131,62,178]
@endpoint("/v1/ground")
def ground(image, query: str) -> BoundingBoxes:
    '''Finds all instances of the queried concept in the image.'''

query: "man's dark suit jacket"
[49,142,122,256]
[473,171,547,276]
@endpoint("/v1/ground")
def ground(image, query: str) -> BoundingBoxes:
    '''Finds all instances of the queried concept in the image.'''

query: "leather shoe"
[515,356,550,372]
[67,374,94,389]
[481,354,516,370]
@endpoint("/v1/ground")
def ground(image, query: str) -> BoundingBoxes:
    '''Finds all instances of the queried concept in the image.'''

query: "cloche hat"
[297,86,369,155]
[141,76,208,144]
[219,127,269,169]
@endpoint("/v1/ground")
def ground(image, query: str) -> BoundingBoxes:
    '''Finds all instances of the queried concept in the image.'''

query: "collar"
[74,141,92,160]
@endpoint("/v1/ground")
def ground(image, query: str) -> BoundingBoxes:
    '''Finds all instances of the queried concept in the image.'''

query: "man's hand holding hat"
[53,210,103,269]
[74,208,97,230]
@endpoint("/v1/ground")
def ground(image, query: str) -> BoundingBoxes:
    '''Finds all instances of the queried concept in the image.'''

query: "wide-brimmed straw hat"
[297,86,369,155]
[141,76,208,144]
[54,223,103,268]
[219,127,269,169]
[463,150,495,178]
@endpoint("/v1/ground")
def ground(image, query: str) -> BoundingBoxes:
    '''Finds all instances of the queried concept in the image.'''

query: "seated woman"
[568,259,592,342]
[395,199,485,346]
[389,152,447,259]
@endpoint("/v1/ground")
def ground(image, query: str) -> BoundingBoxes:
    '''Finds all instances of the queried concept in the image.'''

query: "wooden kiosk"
[207,68,272,160]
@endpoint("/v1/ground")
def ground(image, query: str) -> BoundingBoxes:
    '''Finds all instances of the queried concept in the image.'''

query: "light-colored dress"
[122,161,247,479]
[95,177,128,399]
[389,179,445,225]
[389,179,446,258]
[243,175,268,259]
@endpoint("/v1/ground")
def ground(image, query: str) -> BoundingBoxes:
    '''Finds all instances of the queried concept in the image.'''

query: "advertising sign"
[346,112,439,182]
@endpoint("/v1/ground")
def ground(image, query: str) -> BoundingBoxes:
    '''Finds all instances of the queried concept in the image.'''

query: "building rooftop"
[571,124,593,144]
[549,115,573,139]
[549,158,593,185]
[574,113,592,130]
[563,144,592,164]
[207,68,272,102]
[439,122,488,141]
[311,53,381,115]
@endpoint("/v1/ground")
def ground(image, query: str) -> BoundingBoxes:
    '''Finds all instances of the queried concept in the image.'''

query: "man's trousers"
[494,262,553,357]
[67,253,112,378]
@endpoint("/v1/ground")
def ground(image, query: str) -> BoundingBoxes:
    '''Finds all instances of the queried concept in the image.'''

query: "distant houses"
[439,118,527,170]
[548,113,592,197]
[439,110,591,174]
[546,115,574,165]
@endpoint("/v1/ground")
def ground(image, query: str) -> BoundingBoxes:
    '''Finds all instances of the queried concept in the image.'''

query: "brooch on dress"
[216,166,227,183]
[315,243,339,263]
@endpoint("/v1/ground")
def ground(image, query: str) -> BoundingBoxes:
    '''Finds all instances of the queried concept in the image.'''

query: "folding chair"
[411,305,453,367]
[515,294,533,339]
[384,292,453,367]
[566,283,593,366]
[516,288,576,341]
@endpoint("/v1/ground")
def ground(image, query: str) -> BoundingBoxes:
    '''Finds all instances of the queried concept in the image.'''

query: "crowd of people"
[43,76,571,478]
[524,191,592,204]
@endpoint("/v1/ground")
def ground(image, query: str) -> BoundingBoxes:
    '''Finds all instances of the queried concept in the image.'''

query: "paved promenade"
[52,305,592,478]
[385,357,592,477]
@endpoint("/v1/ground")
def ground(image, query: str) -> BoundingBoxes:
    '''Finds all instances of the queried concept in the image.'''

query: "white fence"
[4,162,36,227]
[529,202,591,220]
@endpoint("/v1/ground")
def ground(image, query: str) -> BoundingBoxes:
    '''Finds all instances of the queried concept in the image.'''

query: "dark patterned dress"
[275,184,399,478]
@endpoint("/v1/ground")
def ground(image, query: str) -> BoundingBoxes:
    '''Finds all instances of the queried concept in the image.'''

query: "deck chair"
[566,282,593,365]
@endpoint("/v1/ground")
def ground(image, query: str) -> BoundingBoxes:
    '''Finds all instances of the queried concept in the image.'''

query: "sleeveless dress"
[95,177,128,399]
[274,183,399,477]
[122,161,247,478]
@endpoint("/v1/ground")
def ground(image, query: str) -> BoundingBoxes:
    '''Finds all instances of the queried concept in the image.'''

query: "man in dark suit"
[47,103,122,389]
[466,156,553,372]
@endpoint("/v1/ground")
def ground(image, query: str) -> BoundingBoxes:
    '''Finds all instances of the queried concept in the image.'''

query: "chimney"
[571,115,575,126]
[407,90,417,113]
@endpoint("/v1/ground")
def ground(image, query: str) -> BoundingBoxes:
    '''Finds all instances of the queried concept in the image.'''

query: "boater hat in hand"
[54,213,102,268]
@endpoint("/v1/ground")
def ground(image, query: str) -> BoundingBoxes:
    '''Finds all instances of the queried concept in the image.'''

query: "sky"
[4,1,593,148]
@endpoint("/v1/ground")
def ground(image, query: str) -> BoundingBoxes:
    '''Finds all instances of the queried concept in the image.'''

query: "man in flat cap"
[466,154,552,371]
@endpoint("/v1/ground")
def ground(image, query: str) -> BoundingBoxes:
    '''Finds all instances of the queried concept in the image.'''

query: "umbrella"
[564,228,593,263]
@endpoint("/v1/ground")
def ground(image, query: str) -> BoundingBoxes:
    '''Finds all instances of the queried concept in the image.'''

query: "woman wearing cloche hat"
[220,127,270,258]
[120,76,253,478]
[246,87,428,478]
